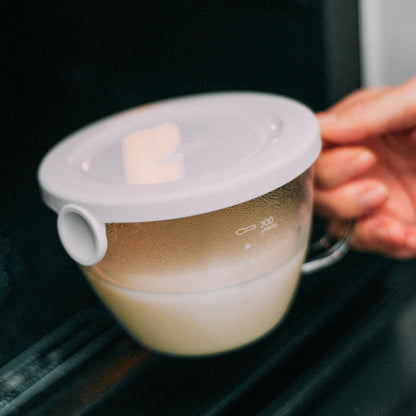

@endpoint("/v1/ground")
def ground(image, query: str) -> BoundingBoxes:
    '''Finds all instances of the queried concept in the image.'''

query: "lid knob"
[57,204,107,266]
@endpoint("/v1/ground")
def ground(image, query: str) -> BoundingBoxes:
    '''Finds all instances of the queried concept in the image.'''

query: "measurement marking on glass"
[235,225,257,236]
[260,216,277,234]
[261,223,277,233]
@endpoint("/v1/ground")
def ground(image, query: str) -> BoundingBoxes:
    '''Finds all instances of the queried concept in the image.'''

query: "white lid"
[39,92,320,224]
[39,92,321,265]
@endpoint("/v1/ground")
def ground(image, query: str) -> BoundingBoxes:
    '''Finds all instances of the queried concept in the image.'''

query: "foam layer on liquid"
[84,248,306,356]
[86,227,302,293]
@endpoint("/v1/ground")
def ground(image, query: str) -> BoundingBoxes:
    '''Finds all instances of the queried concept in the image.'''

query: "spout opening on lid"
[58,204,107,266]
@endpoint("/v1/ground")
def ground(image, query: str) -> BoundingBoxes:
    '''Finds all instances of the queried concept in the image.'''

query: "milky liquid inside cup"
[84,249,306,355]
[82,170,313,355]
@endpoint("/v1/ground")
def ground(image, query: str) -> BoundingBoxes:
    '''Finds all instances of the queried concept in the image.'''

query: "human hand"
[314,76,416,259]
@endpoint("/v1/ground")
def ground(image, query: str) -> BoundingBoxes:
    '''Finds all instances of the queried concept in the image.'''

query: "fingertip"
[316,112,338,124]
[340,216,416,259]
[314,180,388,220]
[317,112,355,143]
[346,149,377,177]
[314,147,377,189]
[316,112,339,136]
[406,233,416,251]
[358,183,389,212]
[374,220,407,247]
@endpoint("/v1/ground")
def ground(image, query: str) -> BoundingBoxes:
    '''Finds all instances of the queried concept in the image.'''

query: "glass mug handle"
[301,220,354,275]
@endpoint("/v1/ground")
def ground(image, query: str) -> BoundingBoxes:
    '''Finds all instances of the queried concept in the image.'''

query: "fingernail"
[375,221,406,245]
[316,112,338,125]
[359,185,388,209]
[407,234,416,249]
[347,151,376,175]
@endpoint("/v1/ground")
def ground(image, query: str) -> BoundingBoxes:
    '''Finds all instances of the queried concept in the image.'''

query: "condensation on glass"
[84,169,313,294]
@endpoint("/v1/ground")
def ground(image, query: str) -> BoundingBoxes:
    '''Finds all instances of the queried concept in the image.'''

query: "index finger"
[317,76,416,144]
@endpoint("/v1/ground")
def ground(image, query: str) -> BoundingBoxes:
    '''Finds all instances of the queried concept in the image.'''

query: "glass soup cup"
[38,93,350,355]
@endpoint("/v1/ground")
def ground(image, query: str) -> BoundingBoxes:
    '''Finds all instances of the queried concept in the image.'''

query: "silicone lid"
[38,92,321,223]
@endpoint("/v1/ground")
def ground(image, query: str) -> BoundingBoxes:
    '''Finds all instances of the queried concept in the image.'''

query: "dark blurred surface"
[3,2,415,416]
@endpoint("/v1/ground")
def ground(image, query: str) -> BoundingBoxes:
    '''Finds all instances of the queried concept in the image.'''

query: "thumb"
[317,77,416,144]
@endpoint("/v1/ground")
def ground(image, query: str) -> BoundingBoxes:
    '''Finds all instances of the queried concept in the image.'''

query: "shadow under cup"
[83,170,313,356]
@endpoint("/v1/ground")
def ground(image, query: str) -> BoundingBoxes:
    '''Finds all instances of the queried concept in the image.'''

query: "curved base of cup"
[84,250,305,356]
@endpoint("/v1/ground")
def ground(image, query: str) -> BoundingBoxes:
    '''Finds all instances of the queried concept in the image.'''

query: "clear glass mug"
[39,91,351,357]
[80,169,351,356]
